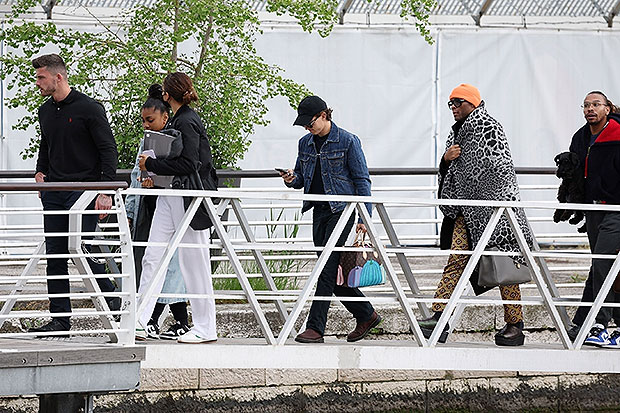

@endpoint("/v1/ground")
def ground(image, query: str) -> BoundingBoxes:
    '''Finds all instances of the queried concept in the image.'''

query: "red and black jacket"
[572,113,620,204]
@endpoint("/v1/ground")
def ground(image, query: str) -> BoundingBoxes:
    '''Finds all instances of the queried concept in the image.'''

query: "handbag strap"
[352,230,365,246]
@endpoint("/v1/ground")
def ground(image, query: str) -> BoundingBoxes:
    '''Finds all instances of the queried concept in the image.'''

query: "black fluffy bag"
[553,151,586,233]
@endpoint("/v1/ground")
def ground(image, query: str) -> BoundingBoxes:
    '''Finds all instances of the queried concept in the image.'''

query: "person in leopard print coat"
[419,84,533,347]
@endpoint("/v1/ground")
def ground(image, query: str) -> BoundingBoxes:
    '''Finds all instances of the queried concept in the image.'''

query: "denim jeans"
[41,190,116,328]
[305,204,375,335]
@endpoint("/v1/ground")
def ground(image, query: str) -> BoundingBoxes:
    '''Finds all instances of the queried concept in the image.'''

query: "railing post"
[114,189,136,345]
[229,198,295,337]
[505,207,572,349]
[375,203,431,319]
[68,190,119,343]
[135,196,202,325]
[275,202,356,345]
[572,249,620,350]
[429,207,504,346]
[203,196,278,344]
[357,202,428,346]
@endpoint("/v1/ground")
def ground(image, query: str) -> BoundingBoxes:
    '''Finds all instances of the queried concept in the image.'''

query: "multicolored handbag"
[337,232,386,288]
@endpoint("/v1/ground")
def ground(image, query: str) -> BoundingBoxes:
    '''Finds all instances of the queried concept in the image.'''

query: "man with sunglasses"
[419,84,532,346]
[279,95,380,344]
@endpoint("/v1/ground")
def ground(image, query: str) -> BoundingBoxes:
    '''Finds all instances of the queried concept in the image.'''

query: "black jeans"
[305,204,375,335]
[41,191,116,328]
[572,211,620,328]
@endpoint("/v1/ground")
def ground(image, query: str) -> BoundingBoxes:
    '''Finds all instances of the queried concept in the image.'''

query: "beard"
[38,82,57,97]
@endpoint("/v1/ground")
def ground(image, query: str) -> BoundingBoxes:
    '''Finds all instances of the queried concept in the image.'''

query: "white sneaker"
[177,330,217,344]
[135,328,147,341]
[604,330,620,348]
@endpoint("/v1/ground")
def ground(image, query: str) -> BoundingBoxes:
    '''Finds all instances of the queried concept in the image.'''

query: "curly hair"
[588,90,620,114]
[142,84,170,114]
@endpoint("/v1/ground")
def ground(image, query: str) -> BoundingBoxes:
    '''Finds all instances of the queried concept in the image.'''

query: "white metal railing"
[122,187,614,350]
[0,182,135,345]
[0,182,612,351]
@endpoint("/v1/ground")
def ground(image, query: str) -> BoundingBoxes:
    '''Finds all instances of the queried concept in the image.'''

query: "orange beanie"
[449,84,481,107]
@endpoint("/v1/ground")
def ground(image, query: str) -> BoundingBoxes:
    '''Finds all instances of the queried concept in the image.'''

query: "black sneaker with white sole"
[160,322,191,340]
[146,323,160,339]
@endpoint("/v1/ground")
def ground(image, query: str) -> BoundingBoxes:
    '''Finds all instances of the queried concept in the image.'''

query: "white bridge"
[1,175,620,408]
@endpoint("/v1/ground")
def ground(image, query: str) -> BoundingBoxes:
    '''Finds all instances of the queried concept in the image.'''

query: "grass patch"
[212,209,307,301]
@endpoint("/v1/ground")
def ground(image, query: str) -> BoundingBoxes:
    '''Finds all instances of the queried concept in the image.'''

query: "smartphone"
[275,168,288,174]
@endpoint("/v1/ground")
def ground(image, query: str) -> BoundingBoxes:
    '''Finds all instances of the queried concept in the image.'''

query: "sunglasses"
[305,116,319,129]
[448,98,467,109]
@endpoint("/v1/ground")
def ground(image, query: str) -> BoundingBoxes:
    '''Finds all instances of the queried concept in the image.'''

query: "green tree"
[0,0,435,169]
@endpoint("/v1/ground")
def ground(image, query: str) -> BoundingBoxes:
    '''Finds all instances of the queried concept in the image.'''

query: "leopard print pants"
[431,216,523,324]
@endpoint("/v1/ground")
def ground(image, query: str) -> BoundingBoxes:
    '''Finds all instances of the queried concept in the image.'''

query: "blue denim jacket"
[286,122,372,217]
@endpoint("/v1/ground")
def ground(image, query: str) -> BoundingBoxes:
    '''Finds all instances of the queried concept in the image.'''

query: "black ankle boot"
[418,311,442,330]
[495,321,525,346]
[418,312,448,343]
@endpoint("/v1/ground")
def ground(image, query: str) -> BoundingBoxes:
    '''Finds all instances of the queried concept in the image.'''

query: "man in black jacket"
[567,91,620,347]
[30,54,119,334]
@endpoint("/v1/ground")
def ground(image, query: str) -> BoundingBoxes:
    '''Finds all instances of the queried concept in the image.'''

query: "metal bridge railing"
[0,182,135,345]
[0,170,601,353]
[122,187,613,350]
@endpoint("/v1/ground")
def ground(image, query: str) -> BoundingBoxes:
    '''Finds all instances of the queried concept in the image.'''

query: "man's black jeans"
[41,190,116,328]
[305,204,375,335]
[573,211,620,328]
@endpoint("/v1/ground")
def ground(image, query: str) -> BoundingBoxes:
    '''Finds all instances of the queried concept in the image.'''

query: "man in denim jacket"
[280,95,380,343]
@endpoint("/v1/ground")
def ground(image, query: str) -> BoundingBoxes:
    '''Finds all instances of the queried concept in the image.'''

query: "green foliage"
[0,0,311,169]
[213,209,306,296]
[0,0,435,169]
[266,0,340,37]
[570,273,587,283]
[400,0,436,44]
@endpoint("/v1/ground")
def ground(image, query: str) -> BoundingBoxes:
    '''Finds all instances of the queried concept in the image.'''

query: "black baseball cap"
[293,95,327,126]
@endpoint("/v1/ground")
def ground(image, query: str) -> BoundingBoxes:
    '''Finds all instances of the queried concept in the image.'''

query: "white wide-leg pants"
[137,195,216,340]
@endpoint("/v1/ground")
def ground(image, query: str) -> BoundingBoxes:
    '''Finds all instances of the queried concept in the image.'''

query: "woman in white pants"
[137,72,219,343]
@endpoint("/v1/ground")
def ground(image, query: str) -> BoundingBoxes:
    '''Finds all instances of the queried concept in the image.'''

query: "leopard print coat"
[439,101,533,256]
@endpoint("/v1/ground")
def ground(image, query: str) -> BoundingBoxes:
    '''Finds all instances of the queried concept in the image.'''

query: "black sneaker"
[146,323,160,339]
[28,319,70,338]
[160,322,191,340]
[494,321,525,346]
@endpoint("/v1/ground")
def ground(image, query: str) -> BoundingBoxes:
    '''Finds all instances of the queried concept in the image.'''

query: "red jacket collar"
[593,117,620,144]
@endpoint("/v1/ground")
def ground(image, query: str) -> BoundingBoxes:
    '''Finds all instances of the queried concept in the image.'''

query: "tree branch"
[195,14,213,78]
[171,0,179,66]
[82,6,154,74]
[177,57,197,71]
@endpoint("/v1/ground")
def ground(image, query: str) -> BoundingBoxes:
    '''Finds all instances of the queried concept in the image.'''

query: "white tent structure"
[0,0,619,216]
[1,1,618,172]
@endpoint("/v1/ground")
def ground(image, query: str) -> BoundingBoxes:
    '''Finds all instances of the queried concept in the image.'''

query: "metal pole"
[203,197,277,345]
[229,198,295,336]
[135,197,202,323]
[429,208,504,346]
[275,203,356,345]
[68,191,118,343]
[505,207,571,349]
[357,203,427,346]
[375,203,431,318]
